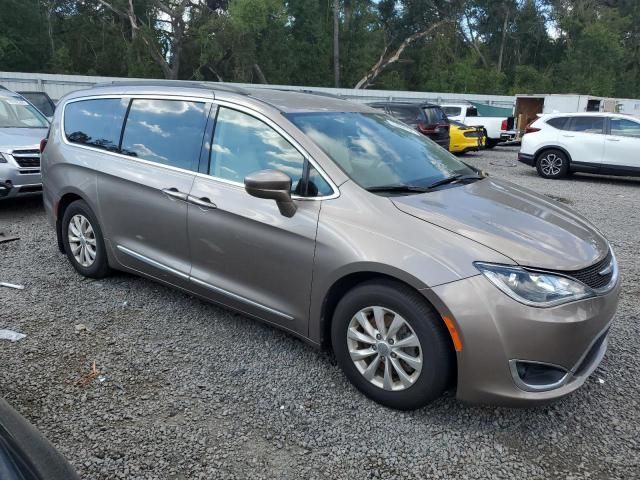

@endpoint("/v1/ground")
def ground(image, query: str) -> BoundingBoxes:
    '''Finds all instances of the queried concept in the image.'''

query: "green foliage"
[0,0,638,97]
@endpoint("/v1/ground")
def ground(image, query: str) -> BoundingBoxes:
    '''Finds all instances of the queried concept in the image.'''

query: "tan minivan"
[42,82,620,409]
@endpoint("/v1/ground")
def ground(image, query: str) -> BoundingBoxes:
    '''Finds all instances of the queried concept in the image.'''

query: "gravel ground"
[1,145,639,479]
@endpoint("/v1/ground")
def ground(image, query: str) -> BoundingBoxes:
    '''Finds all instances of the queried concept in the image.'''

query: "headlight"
[0,153,7,163]
[474,262,593,307]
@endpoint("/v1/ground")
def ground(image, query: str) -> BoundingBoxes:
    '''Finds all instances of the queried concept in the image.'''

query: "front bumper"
[428,274,621,406]
[0,163,42,198]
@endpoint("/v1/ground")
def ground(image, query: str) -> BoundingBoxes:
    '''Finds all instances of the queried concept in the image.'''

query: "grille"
[551,252,614,290]
[12,150,41,168]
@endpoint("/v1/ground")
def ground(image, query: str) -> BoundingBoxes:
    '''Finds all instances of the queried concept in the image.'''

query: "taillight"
[418,123,448,134]
[39,138,48,153]
[524,126,541,134]
[501,119,508,130]
[417,123,435,134]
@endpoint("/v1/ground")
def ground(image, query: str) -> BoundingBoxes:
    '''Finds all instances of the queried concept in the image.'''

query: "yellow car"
[449,120,486,154]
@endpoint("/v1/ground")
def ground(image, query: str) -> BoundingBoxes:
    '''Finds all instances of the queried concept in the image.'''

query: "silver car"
[0,89,49,199]
[42,82,620,409]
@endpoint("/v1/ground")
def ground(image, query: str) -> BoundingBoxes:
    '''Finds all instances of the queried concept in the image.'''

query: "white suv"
[518,112,640,179]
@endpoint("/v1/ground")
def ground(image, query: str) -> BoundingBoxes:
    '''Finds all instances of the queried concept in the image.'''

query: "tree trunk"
[253,63,268,84]
[97,0,186,80]
[333,0,340,88]
[355,21,445,89]
[497,9,510,73]
[463,11,488,68]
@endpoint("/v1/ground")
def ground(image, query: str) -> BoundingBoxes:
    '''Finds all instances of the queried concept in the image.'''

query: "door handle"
[187,195,217,210]
[162,187,189,201]
[161,187,189,201]
[607,138,621,142]
[562,135,576,138]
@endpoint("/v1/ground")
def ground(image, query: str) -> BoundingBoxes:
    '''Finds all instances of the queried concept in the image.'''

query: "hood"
[392,178,609,271]
[0,128,47,152]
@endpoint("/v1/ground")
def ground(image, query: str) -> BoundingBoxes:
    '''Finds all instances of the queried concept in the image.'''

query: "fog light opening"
[510,360,569,392]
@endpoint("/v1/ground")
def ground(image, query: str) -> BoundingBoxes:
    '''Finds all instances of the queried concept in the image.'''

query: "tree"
[95,0,200,79]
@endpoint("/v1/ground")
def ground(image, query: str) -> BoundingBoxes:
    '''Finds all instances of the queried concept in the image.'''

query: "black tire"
[331,280,454,410]
[536,149,569,179]
[485,138,499,149]
[61,200,111,278]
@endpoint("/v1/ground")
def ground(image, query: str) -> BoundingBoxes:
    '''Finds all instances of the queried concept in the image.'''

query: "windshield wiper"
[366,184,431,193]
[424,173,484,190]
[367,174,484,194]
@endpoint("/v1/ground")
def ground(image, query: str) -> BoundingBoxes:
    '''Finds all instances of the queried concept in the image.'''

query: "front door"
[186,105,334,335]
[602,116,640,170]
[98,97,210,288]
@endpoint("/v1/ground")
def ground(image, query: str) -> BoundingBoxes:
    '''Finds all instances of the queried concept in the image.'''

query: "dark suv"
[368,102,450,149]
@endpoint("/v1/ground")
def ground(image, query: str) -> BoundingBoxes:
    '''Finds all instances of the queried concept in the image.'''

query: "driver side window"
[209,107,332,196]
[610,118,640,138]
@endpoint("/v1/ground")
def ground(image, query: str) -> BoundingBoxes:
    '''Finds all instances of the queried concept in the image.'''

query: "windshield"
[441,106,461,117]
[286,112,474,189]
[0,97,49,128]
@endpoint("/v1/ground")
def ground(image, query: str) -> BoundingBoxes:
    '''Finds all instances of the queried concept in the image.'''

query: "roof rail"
[92,80,251,95]
[272,88,343,99]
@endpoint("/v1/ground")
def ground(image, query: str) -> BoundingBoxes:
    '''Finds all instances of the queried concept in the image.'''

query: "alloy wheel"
[67,214,97,267]
[346,306,423,391]
[540,153,563,176]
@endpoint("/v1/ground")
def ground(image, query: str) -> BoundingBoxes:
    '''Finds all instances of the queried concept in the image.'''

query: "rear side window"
[546,117,569,130]
[610,118,640,138]
[64,98,128,152]
[567,116,604,134]
[120,99,208,171]
[388,106,420,124]
[423,107,447,125]
[467,107,478,117]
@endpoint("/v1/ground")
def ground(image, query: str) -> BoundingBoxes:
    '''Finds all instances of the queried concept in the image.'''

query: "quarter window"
[210,107,331,196]
[64,98,128,151]
[610,118,640,138]
[546,117,569,130]
[567,116,604,134]
[120,99,208,171]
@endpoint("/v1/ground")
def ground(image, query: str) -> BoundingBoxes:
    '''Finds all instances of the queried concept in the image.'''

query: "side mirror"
[244,169,297,218]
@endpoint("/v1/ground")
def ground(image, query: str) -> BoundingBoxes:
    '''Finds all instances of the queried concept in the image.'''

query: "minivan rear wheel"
[61,200,111,278]
[536,149,569,179]
[331,280,453,410]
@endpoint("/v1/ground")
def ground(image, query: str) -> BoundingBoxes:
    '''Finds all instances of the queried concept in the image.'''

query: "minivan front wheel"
[331,281,453,410]
[62,200,111,278]
[536,149,569,179]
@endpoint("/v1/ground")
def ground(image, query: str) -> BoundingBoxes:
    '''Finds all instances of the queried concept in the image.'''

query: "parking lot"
[1,145,639,479]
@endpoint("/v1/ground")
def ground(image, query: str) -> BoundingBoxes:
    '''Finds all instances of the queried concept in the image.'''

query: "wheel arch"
[534,145,573,166]
[316,268,458,377]
[55,190,89,253]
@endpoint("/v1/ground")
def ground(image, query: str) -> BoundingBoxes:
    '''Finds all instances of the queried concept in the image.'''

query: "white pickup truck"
[440,104,514,148]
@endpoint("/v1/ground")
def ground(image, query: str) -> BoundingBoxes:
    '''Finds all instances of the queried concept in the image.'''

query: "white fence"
[0,71,516,108]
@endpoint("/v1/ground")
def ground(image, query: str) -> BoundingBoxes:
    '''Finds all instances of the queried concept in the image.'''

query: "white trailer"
[514,94,640,135]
